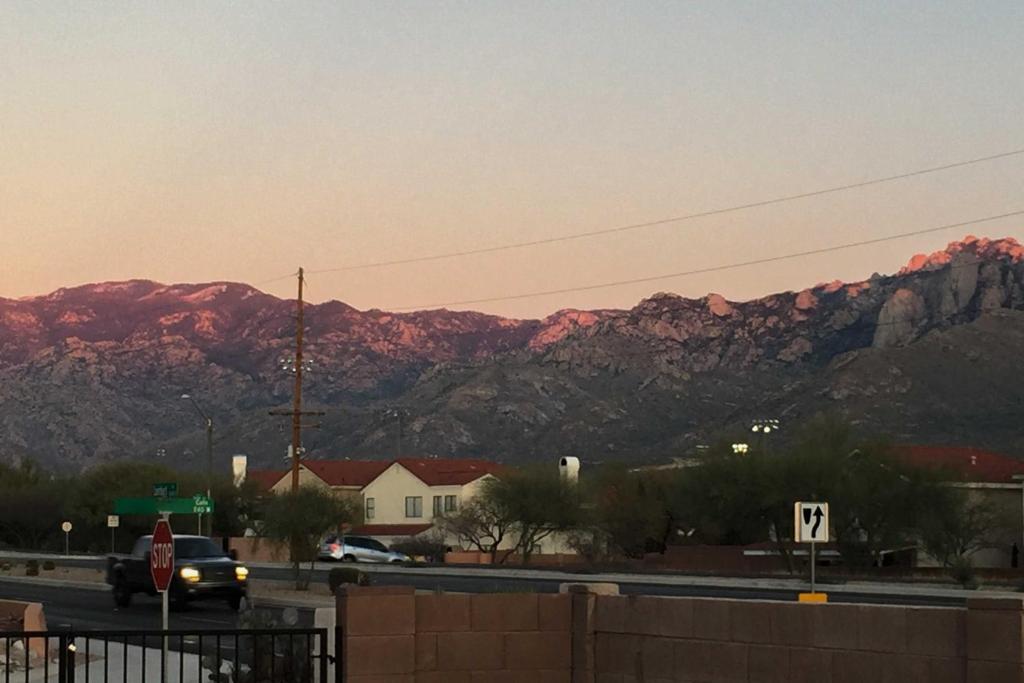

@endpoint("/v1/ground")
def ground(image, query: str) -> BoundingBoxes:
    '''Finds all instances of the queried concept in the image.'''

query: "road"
[0,553,972,637]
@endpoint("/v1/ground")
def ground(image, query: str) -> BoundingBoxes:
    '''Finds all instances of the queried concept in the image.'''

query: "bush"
[0,562,11,572]
[327,567,369,594]
[950,556,978,589]
[42,560,55,571]
[390,536,448,563]
[25,560,39,576]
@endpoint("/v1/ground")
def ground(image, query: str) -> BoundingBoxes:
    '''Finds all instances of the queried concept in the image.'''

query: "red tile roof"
[247,469,286,491]
[302,460,392,487]
[894,446,1024,483]
[395,458,503,486]
[351,523,434,537]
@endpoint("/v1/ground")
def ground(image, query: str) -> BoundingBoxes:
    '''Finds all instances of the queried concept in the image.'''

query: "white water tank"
[559,456,580,483]
[232,455,248,487]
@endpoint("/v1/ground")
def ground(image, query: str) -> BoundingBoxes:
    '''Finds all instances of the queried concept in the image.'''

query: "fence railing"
[0,627,331,683]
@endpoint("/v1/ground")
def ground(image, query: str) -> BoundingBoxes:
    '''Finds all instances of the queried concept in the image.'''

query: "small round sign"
[61,521,73,533]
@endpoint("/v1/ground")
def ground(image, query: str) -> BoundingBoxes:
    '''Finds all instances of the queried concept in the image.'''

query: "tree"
[261,486,360,589]
[440,491,516,563]
[584,465,674,559]
[485,467,581,564]
[920,487,1002,569]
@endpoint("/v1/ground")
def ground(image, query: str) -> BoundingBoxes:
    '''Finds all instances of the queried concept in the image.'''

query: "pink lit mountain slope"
[1,235,1023,469]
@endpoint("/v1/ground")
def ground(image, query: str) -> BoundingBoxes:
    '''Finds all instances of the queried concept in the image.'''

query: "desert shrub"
[327,566,369,594]
[42,560,55,571]
[25,560,39,576]
[391,536,447,563]
[950,556,977,589]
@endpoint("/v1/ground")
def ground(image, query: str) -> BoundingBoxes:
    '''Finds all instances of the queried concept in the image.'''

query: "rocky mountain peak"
[899,235,1024,275]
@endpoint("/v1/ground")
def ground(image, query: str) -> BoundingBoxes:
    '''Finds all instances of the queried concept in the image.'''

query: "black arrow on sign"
[811,506,823,538]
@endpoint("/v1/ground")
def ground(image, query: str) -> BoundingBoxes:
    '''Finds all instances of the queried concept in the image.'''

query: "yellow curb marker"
[798,592,828,603]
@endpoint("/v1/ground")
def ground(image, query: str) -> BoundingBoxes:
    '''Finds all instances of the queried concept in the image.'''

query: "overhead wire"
[386,210,1024,310]
[305,147,1024,274]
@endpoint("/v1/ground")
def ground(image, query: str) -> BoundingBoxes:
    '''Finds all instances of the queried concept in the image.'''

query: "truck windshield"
[175,538,227,559]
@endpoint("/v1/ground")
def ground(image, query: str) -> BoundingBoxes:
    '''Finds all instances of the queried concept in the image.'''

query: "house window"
[365,498,375,520]
[432,496,443,517]
[444,495,457,513]
[405,496,423,518]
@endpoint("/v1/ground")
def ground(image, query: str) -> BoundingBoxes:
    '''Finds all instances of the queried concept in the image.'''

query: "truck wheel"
[342,555,357,563]
[112,577,132,608]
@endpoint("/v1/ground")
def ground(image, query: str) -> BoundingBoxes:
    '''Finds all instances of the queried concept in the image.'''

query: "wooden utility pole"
[291,268,305,492]
[269,268,324,492]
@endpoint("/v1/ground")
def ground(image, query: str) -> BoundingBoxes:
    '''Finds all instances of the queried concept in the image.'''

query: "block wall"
[338,587,1024,683]
[588,595,969,683]
[337,586,572,683]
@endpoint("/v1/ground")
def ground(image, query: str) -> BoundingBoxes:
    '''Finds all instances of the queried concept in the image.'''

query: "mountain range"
[2,234,1023,471]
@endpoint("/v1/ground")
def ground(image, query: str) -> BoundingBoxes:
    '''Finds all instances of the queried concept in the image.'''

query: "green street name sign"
[152,482,178,498]
[114,497,214,516]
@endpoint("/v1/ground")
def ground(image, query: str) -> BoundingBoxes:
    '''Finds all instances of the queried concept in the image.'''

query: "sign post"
[107,515,120,553]
[61,521,72,556]
[151,517,174,679]
[794,501,829,601]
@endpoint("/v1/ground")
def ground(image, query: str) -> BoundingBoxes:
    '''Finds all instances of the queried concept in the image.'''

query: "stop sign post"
[151,516,174,666]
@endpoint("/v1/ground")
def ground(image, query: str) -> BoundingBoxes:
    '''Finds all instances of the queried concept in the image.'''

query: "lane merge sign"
[150,519,174,593]
[794,502,829,543]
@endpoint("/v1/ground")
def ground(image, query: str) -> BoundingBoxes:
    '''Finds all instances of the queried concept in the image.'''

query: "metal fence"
[0,627,331,683]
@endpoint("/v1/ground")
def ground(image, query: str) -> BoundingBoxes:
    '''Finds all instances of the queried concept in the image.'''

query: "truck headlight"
[235,566,249,581]
[179,567,201,583]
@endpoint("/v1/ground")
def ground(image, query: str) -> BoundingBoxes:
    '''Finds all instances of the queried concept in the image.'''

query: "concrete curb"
[0,575,342,610]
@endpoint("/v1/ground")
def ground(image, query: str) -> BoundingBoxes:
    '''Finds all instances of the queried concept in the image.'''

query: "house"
[244,456,503,541]
[895,445,1024,568]
[360,458,502,528]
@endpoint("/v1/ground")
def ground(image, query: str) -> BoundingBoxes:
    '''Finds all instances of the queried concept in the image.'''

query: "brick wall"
[337,586,1024,683]
[337,586,572,682]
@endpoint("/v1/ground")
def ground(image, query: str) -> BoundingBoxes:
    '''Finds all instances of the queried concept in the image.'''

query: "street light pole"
[182,394,214,537]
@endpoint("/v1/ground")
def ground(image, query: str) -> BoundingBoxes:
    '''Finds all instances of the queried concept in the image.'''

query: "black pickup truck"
[106,535,249,610]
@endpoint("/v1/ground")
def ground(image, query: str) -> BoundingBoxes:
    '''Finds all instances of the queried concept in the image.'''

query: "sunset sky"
[2,2,1022,318]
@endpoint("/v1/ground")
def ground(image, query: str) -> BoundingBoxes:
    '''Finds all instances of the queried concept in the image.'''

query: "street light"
[751,418,781,434]
[181,393,213,537]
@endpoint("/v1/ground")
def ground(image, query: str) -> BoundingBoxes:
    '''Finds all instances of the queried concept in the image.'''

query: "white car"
[320,535,410,563]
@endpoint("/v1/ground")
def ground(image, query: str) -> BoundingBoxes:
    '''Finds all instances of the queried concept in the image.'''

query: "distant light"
[180,394,191,400]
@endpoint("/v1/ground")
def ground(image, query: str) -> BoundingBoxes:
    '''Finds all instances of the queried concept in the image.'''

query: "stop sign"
[150,519,174,593]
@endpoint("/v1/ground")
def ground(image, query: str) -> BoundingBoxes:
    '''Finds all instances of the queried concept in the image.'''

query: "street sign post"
[61,521,72,556]
[107,515,120,553]
[794,502,829,597]
[151,517,174,676]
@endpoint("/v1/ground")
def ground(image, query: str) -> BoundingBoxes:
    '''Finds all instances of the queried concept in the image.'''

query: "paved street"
[0,550,980,636]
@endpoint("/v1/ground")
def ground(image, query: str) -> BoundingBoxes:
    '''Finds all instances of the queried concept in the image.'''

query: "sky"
[2,1,1023,319]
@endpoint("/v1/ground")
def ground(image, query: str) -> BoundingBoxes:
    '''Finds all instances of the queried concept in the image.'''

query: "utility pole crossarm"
[268,410,326,416]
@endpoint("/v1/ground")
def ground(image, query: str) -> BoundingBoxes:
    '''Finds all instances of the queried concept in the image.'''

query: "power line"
[306,147,1024,275]
[389,210,1024,310]
[253,270,299,287]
